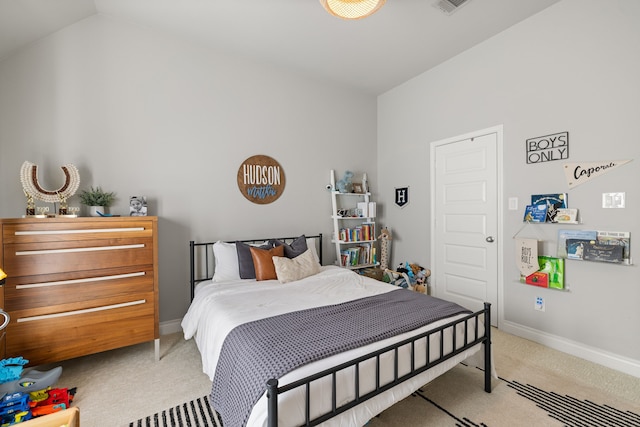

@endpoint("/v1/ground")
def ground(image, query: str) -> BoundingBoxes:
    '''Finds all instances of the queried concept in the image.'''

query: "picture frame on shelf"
[352,183,364,194]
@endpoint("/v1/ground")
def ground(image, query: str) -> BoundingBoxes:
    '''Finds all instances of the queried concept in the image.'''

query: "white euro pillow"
[212,241,240,282]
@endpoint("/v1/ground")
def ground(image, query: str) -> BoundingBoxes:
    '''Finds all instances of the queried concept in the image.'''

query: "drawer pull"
[16,244,144,256]
[17,299,147,323]
[0,311,9,330]
[15,227,145,236]
[17,272,146,290]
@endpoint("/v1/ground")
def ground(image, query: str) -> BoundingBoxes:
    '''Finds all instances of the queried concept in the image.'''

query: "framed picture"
[352,183,363,193]
[129,196,148,216]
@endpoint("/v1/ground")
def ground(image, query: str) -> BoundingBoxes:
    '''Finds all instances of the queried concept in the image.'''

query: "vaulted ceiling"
[0,0,560,95]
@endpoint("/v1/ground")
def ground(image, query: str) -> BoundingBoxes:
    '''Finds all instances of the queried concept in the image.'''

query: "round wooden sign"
[237,155,286,204]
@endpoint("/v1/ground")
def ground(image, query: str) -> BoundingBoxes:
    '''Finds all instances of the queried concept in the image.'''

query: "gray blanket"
[211,290,470,427]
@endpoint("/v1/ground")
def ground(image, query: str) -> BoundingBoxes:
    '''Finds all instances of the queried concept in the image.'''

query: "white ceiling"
[0,0,560,95]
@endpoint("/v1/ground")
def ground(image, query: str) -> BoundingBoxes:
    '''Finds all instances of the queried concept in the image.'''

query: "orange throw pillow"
[250,245,285,281]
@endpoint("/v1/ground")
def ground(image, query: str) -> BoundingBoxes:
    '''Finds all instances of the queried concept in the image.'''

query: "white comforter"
[182,266,487,427]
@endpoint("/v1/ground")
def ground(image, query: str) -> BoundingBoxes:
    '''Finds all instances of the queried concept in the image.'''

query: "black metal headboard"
[189,234,323,301]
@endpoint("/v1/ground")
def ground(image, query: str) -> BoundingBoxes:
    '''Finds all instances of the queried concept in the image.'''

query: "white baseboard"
[500,320,640,379]
[160,318,183,336]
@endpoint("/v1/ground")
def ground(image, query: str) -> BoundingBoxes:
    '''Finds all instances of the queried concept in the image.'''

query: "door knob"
[486,236,495,243]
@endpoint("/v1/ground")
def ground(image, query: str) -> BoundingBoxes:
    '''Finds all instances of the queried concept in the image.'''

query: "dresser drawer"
[6,292,156,366]
[2,237,153,277]
[5,265,154,312]
[1,219,154,245]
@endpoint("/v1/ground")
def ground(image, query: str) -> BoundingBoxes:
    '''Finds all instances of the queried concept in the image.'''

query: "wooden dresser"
[0,216,158,366]
[0,281,6,358]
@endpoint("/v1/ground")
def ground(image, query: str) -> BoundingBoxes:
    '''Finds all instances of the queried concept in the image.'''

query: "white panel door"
[432,130,499,325]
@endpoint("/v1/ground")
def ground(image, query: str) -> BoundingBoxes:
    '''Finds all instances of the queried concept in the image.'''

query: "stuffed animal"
[383,269,409,289]
[378,227,392,270]
[409,263,431,285]
[389,262,430,293]
[336,170,354,193]
[413,283,427,294]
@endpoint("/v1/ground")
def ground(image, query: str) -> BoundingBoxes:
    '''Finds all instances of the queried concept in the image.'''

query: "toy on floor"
[24,386,77,420]
[0,358,28,386]
[0,357,63,398]
[0,392,32,426]
[383,262,431,294]
[29,387,76,417]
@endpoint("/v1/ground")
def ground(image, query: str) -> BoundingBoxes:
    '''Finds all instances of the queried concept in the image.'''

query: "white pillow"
[212,241,240,282]
[306,238,321,264]
[273,249,321,284]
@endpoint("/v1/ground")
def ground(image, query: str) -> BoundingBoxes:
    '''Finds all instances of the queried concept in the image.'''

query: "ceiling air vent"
[433,0,473,15]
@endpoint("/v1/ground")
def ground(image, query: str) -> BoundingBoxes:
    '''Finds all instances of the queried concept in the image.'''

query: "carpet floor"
[45,328,639,427]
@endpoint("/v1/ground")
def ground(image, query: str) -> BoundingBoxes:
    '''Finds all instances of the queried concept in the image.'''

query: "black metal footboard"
[266,303,492,427]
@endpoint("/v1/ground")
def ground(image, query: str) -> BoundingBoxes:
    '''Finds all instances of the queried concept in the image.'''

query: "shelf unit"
[330,170,378,270]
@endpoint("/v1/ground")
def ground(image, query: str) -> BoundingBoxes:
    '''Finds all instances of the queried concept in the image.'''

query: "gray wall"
[0,14,378,325]
[377,0,640,376]
[1,0,638,378]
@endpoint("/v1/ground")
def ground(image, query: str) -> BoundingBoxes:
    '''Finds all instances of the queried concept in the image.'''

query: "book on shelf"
[523,204,547,223]
[558,229,630,264]
[368,202,376,218]
[524,271,548,288]
[553,208,578,223]
[357,243,370,265]
[362,222,375,241]
[582,242,624,263]
[520,256,564,289]
[339,224,375,242]
[340,250,349,267]
[531,193,568,222]
[566,238,595,260]
[339,243,377,267]
[539,256,564,289]
[596,230,630,264]
[348,247,360,266]
[557,229,597,258]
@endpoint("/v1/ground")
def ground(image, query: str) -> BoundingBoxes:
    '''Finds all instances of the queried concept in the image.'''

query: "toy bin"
[19,407,79,427]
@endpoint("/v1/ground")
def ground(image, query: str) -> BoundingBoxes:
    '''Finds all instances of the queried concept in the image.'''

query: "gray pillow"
[271,235,308,259]
[236,241,272,279]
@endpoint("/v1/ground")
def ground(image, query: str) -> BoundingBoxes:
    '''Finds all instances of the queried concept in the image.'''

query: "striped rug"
[130,369,640,427]
[409,373,640,427]
[129,395,220,427]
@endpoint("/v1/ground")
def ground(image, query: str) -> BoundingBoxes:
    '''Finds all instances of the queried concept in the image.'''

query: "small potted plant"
[78,186,116,217]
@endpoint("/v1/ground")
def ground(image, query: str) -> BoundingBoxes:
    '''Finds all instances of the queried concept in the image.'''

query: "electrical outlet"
[535,296,545,312]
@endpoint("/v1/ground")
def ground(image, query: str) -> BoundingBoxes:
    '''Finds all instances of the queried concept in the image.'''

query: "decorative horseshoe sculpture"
[20,161,80,204]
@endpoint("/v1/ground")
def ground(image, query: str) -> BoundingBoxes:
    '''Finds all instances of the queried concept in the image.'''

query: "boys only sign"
[526,132,569,164]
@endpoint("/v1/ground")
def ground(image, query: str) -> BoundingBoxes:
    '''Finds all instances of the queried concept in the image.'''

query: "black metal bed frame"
[189,234,323,301]
[267,304,491,426]
[189,234,492,427]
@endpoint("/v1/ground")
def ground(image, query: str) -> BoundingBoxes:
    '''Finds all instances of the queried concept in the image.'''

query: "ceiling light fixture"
[320,0,386,20]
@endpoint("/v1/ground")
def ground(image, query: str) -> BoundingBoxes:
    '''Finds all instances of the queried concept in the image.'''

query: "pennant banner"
[563,160,632,189]
[395,187,409,208]
[515,238,539,277]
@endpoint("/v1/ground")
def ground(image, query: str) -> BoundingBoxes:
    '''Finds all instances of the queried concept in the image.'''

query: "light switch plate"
[508,197,518,211]
[602,192,625,208]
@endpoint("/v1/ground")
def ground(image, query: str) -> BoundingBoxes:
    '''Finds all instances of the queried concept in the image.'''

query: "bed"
[182,234,493,427]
